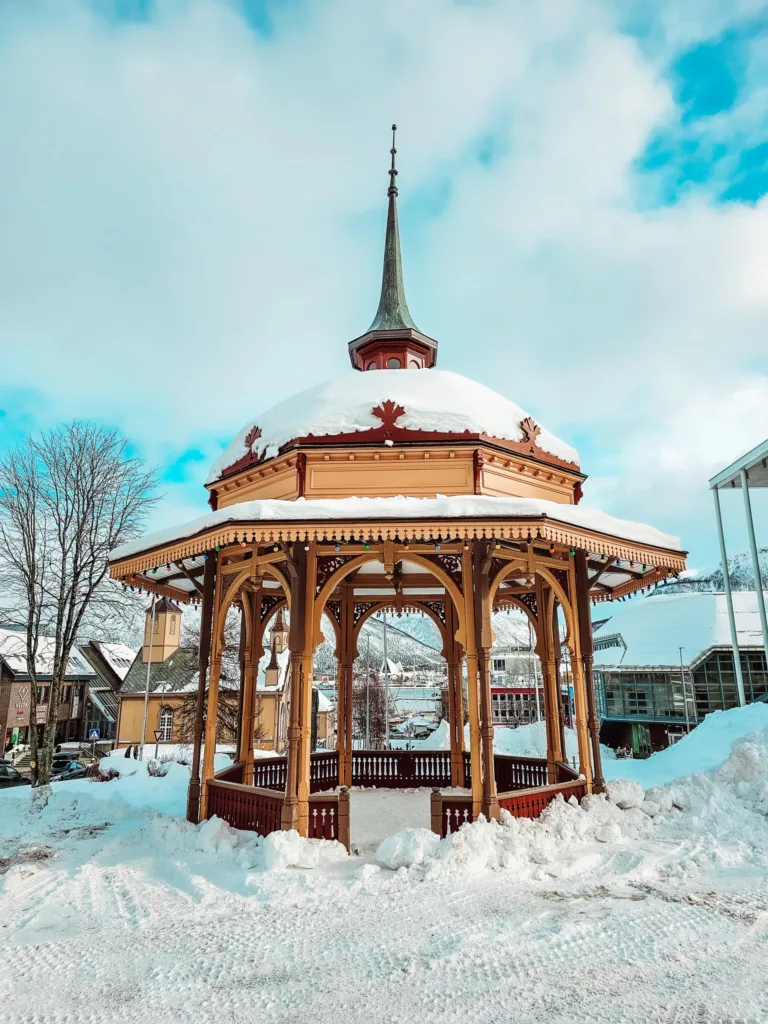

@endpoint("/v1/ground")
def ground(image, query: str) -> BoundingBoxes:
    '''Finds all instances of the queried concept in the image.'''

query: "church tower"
[141,598,181,664]
[264,610,289,687]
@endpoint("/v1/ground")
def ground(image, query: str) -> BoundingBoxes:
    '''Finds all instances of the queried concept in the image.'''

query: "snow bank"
[603,702,768,789]
[376,828,440,869]
[377,717,768,885]
[396,718,612,765]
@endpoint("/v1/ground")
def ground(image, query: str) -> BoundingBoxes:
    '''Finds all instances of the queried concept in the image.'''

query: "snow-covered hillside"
[657,545,768,594]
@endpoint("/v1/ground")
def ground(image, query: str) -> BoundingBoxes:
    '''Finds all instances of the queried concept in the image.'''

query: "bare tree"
[352,668,394,748]
[0,423,157,786]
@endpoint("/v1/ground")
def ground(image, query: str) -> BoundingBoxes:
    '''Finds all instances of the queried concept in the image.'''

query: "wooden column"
[535,579,563,783]
[552,599,568,764]
[186,550,216,824]
[574,550,606,793]
[281,541,316,836]
[199,577,226,820]
[234,607,247,757]
[336,583,354,788]
[444,598,465,787]
[568,561,593,790]
[239,583,263,785]
[461,546,483,818]
[472,540,499,821]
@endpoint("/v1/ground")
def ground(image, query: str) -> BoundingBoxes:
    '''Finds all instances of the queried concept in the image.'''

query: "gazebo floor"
[349,788,432,854]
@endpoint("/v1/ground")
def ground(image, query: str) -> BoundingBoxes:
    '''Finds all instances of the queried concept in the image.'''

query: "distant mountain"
[653,547,768,596]
[313,606,531,675]
[314,613,445,676]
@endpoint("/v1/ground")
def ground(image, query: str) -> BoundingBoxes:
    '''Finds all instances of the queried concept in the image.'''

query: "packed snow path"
[3,705,768,1023]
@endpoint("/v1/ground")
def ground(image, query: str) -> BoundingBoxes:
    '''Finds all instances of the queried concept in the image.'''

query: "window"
[386,357,401,369]
[36,686,49,703]
[493,658,506,673]
[367,361,376,370]
[153,617,160,635]
[158,707,173,742]
[169,615,176,636]
[408,359,421,369]
[60,686,71,704]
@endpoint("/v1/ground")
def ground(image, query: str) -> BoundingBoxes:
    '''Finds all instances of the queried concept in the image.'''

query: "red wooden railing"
[207,780,283,835]
[432,778,587,837]
[497,779,587,820]
[214,760,245,784]
[308,789,349,848]
[556,761,580,782]
[309,751,340,793]
[252,756,288,792]
[252,751,340,793]
[351,749,452,788]
[493,754,549,791]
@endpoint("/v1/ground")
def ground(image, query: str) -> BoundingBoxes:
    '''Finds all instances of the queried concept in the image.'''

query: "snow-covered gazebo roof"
[207,369,580,485]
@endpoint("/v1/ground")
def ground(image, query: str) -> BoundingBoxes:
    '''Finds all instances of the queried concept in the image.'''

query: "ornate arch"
[536,564,576,654]
[352,599,447,659]
[313,550,466,647]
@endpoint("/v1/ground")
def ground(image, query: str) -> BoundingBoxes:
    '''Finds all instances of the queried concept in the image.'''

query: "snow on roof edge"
[111,494,683,563]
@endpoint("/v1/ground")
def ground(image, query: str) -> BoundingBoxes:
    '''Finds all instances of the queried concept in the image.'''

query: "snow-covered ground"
[3,705,768,1022]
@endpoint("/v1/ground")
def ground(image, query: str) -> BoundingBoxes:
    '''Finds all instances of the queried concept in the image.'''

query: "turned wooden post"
[473,540,499,821]
[187,550,216,824]
[552,599,568,764]
[336,583,354,788]
[282,541,317,836]
[567,558,593,790]
[444,598,465,787]
[461,546,483,818]
[431,788,443,836]
[535,579,563,783]
[575,550,606,793]
[239,583,263,785]
[338,786,350,851]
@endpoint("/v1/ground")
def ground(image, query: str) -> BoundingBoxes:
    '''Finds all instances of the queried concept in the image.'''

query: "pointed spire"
[367,124,419,334]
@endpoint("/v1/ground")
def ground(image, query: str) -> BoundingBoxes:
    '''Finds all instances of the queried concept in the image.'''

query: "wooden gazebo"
[109,130,686,847]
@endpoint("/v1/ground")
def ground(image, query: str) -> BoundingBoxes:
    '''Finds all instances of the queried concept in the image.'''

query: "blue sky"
[1,0,767,572]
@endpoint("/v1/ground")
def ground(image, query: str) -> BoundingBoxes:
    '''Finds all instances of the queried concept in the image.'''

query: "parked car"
[52,762,88,782]
[0,764,31,789]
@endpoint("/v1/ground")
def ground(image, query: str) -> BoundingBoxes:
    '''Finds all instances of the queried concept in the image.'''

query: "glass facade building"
[596,648,768,726]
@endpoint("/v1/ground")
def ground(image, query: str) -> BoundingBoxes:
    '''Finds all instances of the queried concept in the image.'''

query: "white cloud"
[1,0,767,564]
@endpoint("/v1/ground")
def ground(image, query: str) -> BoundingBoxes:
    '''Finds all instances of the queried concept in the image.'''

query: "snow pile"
[376,828,439,869]
[141,814,347,872]
[603,702,768,788]
[378,715,768,885]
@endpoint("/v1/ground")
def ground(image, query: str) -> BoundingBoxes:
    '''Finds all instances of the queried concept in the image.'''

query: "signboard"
[153,730,163,743]
[36,704,48,724]
[88,729,100,741]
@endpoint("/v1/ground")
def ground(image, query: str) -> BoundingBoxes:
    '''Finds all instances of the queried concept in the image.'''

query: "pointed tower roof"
[273,607,287,633]
[367,126,418,334]
[348,125,438,371]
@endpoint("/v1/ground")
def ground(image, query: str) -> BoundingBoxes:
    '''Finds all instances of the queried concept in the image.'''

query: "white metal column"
[712,486,746,706]
[740,467,768,669]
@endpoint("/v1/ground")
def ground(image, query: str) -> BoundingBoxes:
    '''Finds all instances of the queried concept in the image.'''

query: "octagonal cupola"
[348,125,438,372]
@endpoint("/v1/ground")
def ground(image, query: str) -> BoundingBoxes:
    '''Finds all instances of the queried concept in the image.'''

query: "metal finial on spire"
[388,123,398,197]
